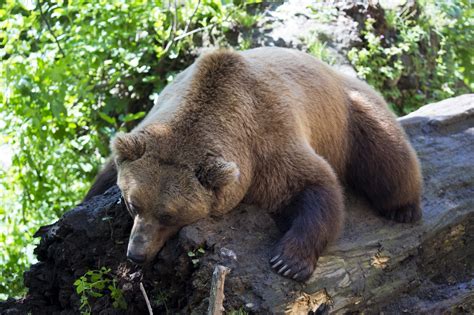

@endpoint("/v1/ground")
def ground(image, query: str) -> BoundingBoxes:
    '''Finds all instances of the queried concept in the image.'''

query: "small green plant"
[187,247,206,266]
[306,37,337,65]
[73,267,127,314]
[228,307,249,315]
[238,36,253,50]
[154,288,170,314]
[309,2,338,23]
[232,6,262,29]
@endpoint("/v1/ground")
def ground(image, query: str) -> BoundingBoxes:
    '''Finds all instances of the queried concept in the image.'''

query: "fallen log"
[1,94,473,314]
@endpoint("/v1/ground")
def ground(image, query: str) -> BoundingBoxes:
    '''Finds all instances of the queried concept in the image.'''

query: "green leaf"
[98,112,117,125]
[120,111,146,123]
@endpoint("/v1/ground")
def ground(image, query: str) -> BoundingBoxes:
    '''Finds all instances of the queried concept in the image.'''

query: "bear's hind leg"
[347,92,422,223]
[270,155,344,282]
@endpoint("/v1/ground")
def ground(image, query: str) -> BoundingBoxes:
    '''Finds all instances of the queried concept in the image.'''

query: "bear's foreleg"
[270,156,344,282]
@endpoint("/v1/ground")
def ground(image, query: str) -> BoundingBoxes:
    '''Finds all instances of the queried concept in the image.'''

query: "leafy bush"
[0,0,259,299]
[306,36,337,65]
[347,0,473,114]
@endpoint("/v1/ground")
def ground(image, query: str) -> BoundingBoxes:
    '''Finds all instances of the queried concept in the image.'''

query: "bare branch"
[37,0,66,57]
[163,0,179,55]
[183,0,201,36]
[173,24,212,41]
[140,282,153,315]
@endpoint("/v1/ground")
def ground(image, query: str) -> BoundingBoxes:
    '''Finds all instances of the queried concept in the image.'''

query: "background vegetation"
[0,0,471,300]
[346,0,473,114]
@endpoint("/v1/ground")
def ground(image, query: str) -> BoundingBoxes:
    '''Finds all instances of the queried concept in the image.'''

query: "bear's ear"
[196,157,240,190]
[111,132,146,164]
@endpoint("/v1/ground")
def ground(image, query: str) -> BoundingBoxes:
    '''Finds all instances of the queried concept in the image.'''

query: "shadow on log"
[1,95,473,314]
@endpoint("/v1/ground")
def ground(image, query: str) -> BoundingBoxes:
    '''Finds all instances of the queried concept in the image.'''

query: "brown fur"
[86,47,422,281]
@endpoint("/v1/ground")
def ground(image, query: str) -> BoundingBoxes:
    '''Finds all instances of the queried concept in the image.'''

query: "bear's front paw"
[269,237,318,282]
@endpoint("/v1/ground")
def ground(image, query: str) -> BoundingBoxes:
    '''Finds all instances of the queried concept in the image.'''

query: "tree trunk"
[1,94,473,314]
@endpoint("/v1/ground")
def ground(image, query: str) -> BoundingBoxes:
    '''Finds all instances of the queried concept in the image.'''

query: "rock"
[254,1,361,52]
[243,0,361,77]
[1,95,473,314]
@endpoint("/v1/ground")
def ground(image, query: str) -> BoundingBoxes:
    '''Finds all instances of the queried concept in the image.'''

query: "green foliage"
[347,0,473,114]
[228,308,249,315]
[73,267,126,314]
[306,37,336,65]
[153,288,170,314]
[187,246,206,266]
[308,2,338,24]
[0,0,259,299]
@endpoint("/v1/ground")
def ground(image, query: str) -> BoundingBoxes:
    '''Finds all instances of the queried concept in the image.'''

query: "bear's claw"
[277,264,288,274]
[269,241,317,282]
[272,259,283,268]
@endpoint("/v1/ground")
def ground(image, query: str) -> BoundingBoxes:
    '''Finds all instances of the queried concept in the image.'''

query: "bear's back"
[135,47,375,177]
[240,47,351,176]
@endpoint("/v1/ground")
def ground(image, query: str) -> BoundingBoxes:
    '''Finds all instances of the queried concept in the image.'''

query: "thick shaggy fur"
[85,47,422,282]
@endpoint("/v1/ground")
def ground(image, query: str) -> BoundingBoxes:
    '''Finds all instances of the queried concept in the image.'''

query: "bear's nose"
[127,251,146,264]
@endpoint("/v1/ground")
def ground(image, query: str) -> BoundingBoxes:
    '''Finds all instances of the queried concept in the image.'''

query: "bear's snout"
[126,215,181,264]
[127,234,149,265]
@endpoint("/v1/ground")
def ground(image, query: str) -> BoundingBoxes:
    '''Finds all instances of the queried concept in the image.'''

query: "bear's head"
[112,129,240,264]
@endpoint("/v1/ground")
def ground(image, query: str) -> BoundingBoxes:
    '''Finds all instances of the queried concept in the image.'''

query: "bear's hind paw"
[382,203,422,223]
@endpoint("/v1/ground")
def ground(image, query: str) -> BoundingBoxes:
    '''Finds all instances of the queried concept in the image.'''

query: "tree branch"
[139,282,153,315]
[183,0,201,36]
[37,0,66,58]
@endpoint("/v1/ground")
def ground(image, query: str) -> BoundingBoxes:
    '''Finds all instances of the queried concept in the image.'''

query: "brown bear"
[85,47,422,282]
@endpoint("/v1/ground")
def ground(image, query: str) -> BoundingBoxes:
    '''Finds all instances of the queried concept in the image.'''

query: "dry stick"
[140,282,153,315]
[173,25,213,41]
[37,0,65,57]
[182,0,201,36]
[208,265,231,315]
[163,0,178,55]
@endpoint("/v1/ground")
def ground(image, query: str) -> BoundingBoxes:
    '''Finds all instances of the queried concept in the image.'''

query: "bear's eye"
[129,203,138,216]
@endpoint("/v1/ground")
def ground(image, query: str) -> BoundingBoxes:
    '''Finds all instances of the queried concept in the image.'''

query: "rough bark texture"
[208,265,230,315]
[1,94,473,315]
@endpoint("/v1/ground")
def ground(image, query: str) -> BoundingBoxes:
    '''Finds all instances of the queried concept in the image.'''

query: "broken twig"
[208,265,231,315]
[140,282,153,315]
